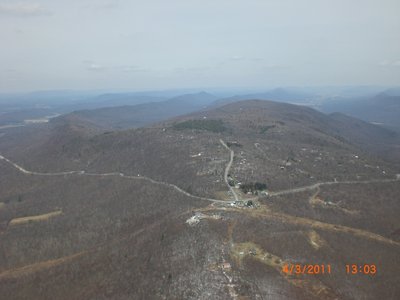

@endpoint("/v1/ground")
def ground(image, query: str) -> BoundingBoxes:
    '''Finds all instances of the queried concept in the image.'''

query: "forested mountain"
[0,100,399,299]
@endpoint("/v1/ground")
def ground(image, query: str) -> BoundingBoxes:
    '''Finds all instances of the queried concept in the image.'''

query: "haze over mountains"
[319,92,400,131]
[1,86,400,131]
[1,94,400,299]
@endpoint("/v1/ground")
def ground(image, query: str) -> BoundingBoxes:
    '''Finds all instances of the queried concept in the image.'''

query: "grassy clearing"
[173,119,227,133]
[259,125,276,134]
[307,230,326,250]
[199,204,400,246]
[0,251,85,280]
[214,191,232,201]
[309,193,359,215]
[0,202,4,209]
[231,242,283,269]
[9,210,62,226]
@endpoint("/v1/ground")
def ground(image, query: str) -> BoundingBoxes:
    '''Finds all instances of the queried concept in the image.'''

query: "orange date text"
[282,264,332,275]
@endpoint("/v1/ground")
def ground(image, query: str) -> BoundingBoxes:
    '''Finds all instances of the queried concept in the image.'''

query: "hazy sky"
[1,0,399,92]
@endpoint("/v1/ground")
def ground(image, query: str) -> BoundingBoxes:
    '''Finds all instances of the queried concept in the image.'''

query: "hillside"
[211,88,316,107]
[1,100,399,299]
[328,112,400,163]
[65,92,217,129]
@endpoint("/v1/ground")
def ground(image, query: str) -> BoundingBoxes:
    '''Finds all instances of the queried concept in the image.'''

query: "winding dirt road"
[220,139,240,201]
[269,176,400,197]
[0,154,229,204]
[3,148,398,204]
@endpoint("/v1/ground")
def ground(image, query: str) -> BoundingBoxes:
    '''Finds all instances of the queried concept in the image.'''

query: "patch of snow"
[186,215,200,226]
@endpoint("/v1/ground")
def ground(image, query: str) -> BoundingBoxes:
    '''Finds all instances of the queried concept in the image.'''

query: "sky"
[0,0,399,92]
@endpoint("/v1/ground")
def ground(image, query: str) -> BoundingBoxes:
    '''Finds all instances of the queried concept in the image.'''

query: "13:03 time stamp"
[345,264,377,275]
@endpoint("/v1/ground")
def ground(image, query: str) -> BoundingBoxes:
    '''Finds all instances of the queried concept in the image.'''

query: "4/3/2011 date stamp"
[281,264,377,275]
[282,264,332,275]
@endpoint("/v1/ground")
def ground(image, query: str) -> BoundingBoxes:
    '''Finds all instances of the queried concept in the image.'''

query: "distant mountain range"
[1,86,400,131]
